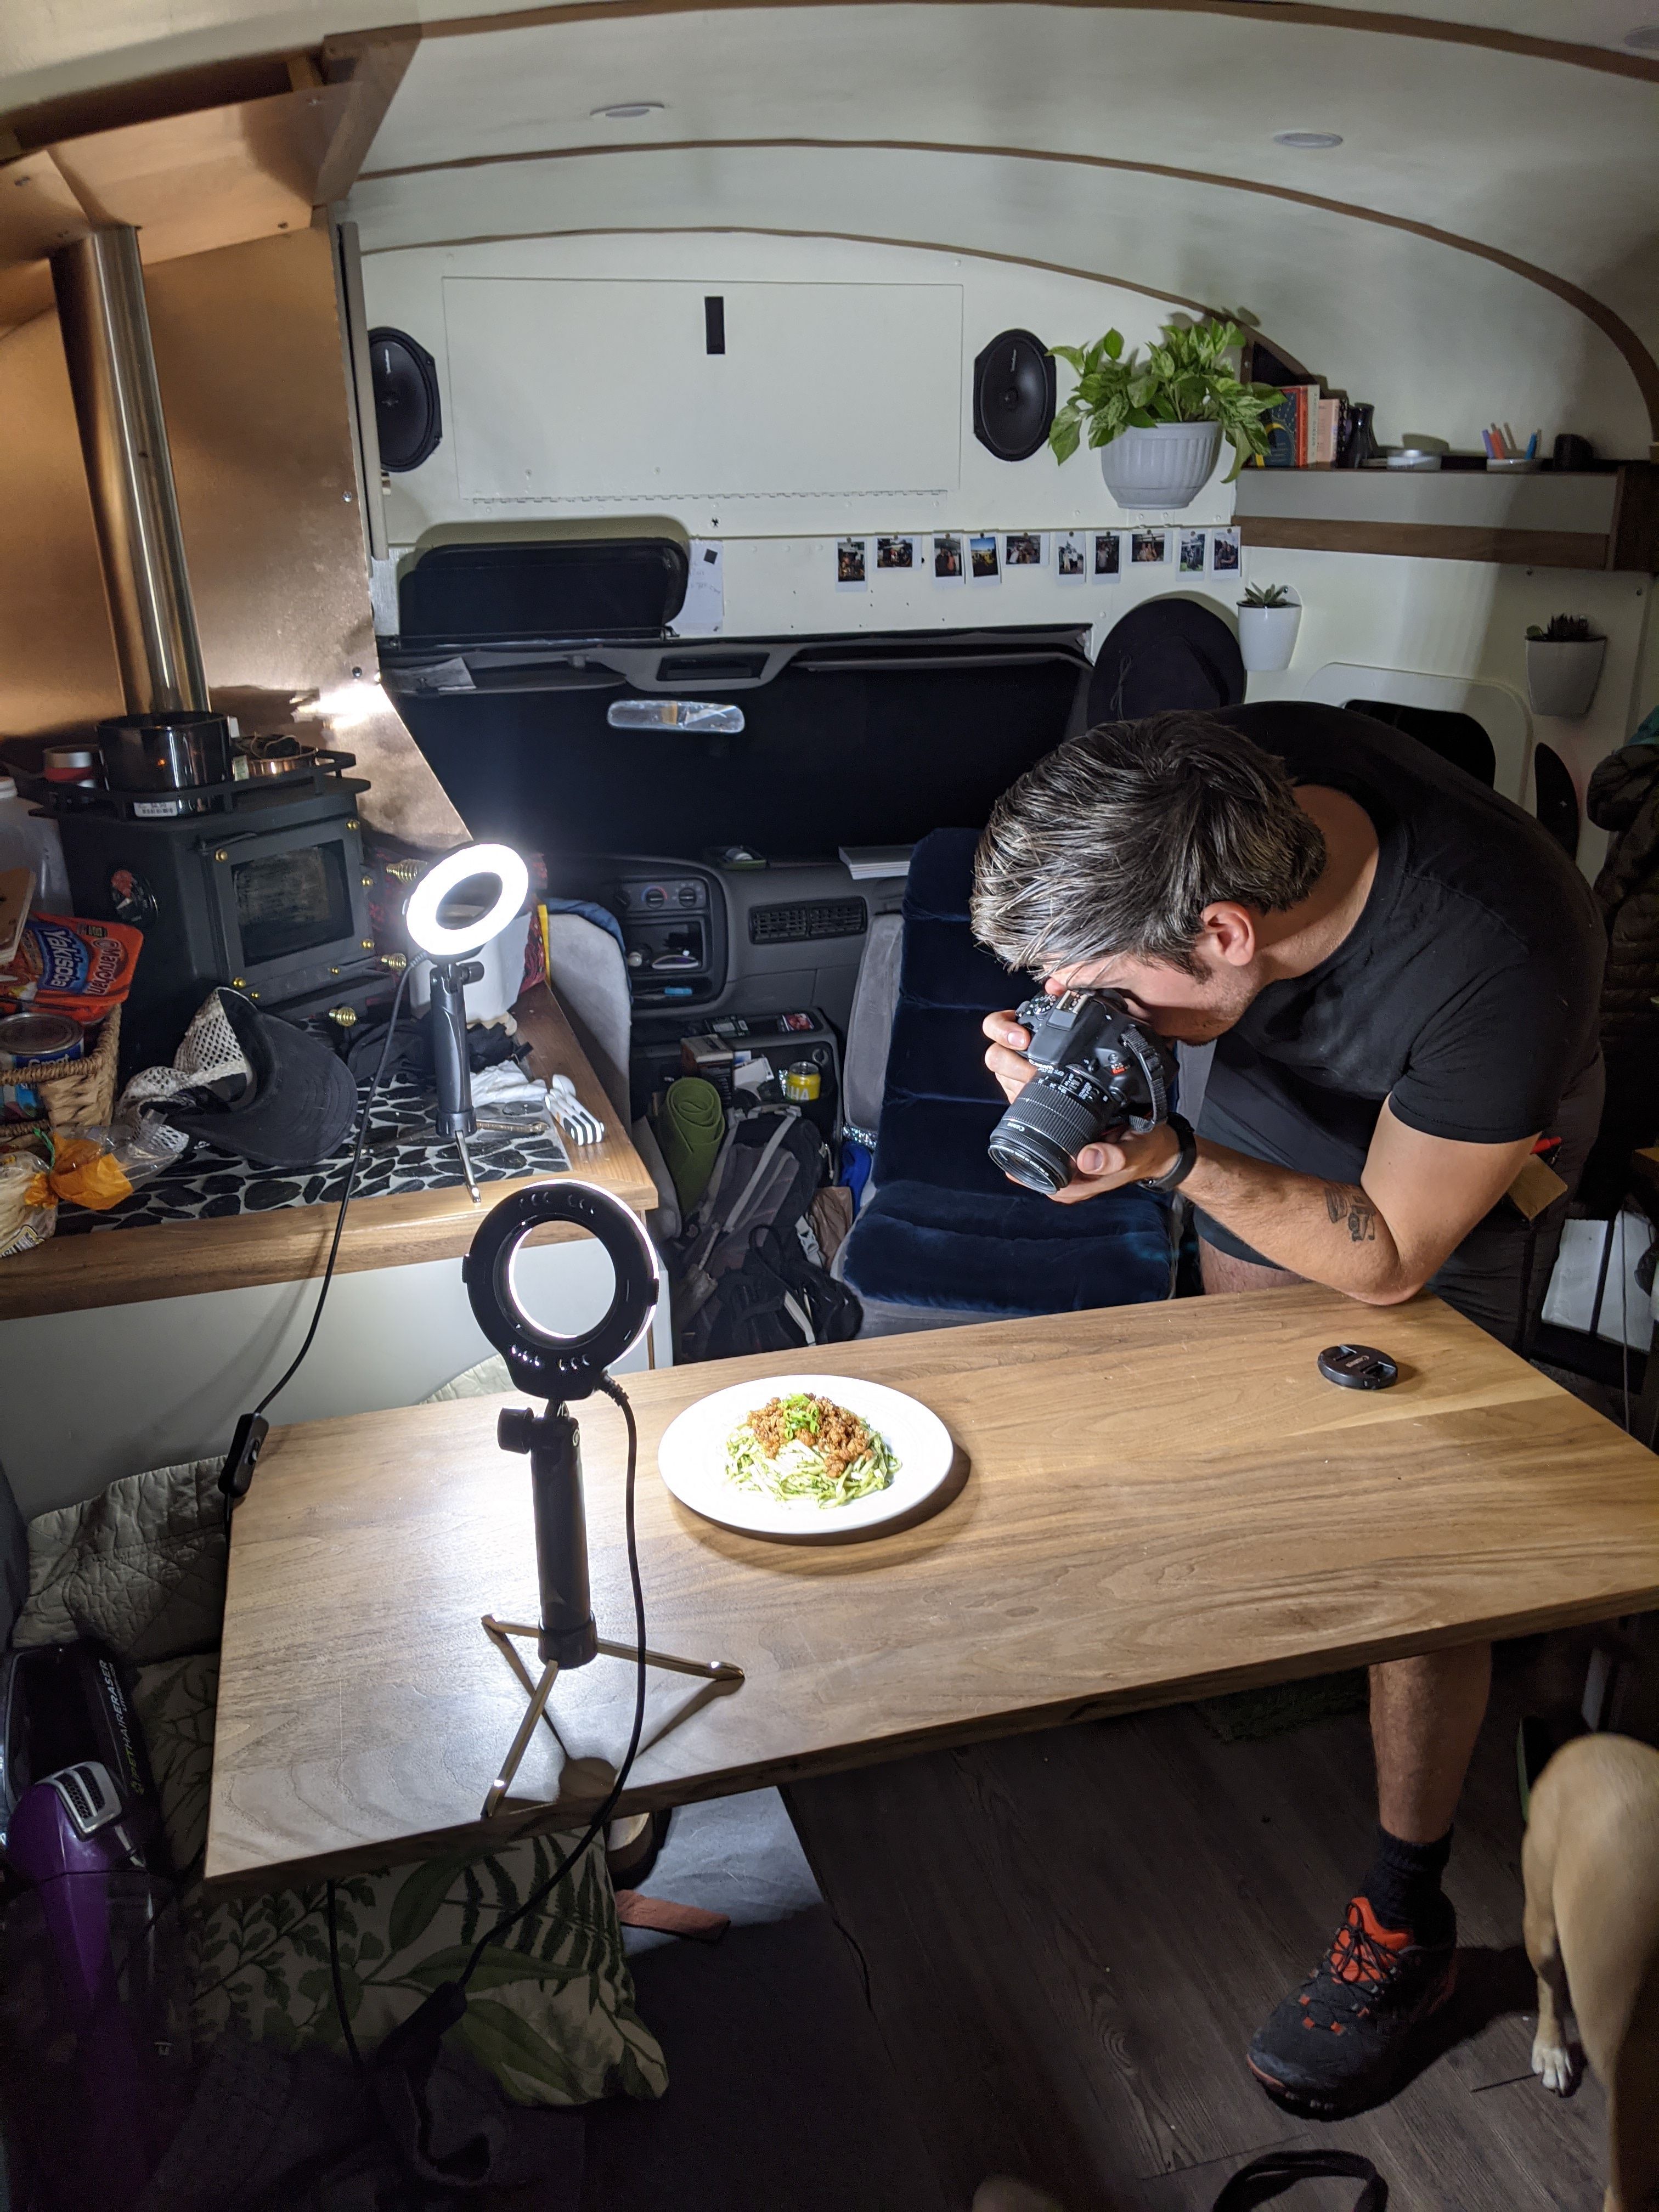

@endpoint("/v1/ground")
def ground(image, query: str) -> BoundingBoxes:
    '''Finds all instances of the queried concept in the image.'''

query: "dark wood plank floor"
[786,1645,1612,2211]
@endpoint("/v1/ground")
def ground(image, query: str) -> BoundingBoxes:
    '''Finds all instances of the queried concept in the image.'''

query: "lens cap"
[1317,1344,1399,1391]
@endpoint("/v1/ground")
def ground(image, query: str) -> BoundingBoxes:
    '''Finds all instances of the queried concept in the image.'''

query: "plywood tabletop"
[0,985,656,1320]
[206,1285,1659,1891]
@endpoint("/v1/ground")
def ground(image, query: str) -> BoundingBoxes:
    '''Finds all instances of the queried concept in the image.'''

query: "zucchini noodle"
[724,1390,899,1509]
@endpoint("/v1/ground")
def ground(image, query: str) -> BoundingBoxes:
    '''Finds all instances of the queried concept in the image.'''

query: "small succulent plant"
[1241,583,1295,608]
[1526,614,1603,642]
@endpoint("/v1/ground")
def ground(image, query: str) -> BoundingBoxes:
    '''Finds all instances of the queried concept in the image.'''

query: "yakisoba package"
[0,913,143,1024]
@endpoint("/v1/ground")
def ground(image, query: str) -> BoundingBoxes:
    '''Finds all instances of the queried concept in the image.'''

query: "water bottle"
[0,774,71,913]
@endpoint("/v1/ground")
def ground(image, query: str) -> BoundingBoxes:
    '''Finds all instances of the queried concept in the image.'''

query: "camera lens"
[988,1077,1111,1194]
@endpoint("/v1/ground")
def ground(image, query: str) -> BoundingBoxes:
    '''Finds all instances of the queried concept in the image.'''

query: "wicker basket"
[3,1006,121,1135]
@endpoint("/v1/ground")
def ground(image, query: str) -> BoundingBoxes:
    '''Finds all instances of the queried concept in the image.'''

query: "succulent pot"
[1237,602,1301,673]
[1525,637,1605,719]
[1099,420,1223,511]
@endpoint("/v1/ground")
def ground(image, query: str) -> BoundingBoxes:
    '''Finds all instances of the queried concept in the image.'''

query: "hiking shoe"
[1247,1895,1457,2117]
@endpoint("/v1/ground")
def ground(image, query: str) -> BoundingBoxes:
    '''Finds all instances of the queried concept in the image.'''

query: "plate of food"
[657,1373,956,1541]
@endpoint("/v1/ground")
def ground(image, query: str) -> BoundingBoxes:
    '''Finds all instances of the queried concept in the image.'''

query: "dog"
[1523,1732,1659,2210]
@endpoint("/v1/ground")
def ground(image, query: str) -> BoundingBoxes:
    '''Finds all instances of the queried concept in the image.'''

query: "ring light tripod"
[463,1182,743,1818]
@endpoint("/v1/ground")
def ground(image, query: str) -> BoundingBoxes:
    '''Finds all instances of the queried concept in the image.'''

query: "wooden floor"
[784,1642,1613,2211]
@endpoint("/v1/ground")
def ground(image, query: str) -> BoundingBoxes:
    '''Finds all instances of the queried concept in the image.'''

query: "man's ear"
[1200,902,1259,966]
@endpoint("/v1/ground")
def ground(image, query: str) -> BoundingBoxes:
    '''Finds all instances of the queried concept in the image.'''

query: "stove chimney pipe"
[49,227,210,718]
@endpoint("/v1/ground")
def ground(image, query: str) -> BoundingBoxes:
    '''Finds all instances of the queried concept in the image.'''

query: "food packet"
[31,1115,187,1212]
[0,914,143,1024]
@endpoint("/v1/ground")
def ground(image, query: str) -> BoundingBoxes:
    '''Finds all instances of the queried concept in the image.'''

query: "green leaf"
[387,1857,462,1958]
[1103,328,1124,360]
[453,1998,581,2102]
[398,1942,578,1993]
[1048,343,1086,374]
[356,1931,386,1963]
[1048,412,1082,464]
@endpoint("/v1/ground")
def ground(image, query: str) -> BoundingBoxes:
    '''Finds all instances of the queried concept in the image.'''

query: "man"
[972,701,1605,2118]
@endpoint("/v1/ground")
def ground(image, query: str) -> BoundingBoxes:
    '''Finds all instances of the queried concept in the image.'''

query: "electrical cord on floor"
[323,1372,649,2066]
[218,965,416,1533]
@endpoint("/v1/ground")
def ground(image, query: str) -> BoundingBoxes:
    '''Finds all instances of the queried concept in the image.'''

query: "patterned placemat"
[54,1075,571,1237]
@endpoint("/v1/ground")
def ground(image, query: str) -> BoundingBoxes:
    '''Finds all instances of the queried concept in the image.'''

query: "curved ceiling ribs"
[359,133,1659,436]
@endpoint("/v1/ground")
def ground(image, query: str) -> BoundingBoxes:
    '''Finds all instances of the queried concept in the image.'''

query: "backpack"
[670,1105,863,1361]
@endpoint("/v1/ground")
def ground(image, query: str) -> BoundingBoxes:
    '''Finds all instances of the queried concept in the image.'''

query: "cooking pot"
[97,713,233,795]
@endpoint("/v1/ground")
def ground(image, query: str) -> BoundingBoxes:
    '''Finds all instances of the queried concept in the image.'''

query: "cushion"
[13,1457,226,1663]
[132,1652,667,2108]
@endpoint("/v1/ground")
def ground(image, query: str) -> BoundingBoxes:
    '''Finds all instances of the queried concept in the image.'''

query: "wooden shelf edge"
[1236,516,1615,568]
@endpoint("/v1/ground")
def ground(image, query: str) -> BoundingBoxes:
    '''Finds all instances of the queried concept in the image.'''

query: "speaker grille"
[749,899,867,946]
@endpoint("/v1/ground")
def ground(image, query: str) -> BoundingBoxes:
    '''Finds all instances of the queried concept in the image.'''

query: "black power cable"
[324,1374,648,2062]
[219,965,416,1531]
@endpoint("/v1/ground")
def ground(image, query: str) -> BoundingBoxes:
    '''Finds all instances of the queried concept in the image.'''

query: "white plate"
[657,1372,957,1542]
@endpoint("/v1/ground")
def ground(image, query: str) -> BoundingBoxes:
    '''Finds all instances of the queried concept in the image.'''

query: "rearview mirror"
[606,698,744,733]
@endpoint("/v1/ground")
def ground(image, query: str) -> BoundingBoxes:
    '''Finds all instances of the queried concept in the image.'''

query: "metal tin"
[0,1012,84,1069]
[782,1060,822,1102]
[42,745,103,787]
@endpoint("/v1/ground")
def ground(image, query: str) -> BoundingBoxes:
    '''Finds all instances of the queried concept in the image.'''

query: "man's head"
[971,712,1327,1042]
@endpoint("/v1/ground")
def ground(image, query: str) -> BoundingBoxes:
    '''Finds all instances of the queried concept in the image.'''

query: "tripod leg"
[483,1658,560,1817]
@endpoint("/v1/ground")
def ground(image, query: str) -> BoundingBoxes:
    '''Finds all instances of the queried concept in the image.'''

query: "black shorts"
[1190,1041,1605,1347]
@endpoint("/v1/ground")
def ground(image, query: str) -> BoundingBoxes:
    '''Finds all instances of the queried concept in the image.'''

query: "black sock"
[1356,1824,1453,1939]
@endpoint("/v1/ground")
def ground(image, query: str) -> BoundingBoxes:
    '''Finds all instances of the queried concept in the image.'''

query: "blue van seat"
[840,829,1173,1320]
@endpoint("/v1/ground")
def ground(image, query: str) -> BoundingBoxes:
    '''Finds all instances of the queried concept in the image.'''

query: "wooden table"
[205,1283,1659,1891]
[0,984,656,1321]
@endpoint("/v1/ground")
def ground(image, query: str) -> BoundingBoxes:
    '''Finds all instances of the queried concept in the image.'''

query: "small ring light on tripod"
[461,1182,742,1819]
[403,842,532,1203]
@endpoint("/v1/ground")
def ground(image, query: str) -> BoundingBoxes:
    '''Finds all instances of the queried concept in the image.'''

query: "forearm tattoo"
[1323,1182,1378,1244]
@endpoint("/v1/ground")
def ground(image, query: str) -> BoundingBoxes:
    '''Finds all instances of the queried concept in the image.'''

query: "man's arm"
[982,1013,1534,1303]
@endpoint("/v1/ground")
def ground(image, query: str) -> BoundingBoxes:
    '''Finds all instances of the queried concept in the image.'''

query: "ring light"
[464,1182,658,1402]
[405,842,529,958]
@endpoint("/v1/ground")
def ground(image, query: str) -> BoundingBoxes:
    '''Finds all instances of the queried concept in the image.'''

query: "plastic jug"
[0,774,71,913]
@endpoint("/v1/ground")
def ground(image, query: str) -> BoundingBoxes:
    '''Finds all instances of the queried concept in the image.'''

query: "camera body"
[987,989,1175,1195]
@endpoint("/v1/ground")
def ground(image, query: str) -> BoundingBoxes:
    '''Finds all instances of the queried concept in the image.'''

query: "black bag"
[671,1106,862,1361]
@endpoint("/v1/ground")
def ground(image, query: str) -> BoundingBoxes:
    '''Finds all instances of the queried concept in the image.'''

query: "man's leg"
[1199,1240,1301,1295]
[1371,1642,1491,1844]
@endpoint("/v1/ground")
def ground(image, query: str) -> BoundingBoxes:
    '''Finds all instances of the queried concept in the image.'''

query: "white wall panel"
[443,276,961,501]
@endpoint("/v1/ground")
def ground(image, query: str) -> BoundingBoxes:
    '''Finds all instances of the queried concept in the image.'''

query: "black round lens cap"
[1317,1344,1399,1391]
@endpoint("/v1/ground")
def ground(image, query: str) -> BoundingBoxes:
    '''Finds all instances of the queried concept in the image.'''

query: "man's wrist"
[1142,1113,1198,1191]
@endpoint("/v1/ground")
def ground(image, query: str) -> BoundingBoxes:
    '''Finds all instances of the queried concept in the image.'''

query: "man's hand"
[982,1009,1180,1200]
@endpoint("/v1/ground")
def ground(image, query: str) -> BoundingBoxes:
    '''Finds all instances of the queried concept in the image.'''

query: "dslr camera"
[988,990,1176,1196]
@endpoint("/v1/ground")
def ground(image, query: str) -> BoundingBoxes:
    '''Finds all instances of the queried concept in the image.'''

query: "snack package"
[0,1147,54,1256]
[0,913,143,1023]
[32,1115,187,1212]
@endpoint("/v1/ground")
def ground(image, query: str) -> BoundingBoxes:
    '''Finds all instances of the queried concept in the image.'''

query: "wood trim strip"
[412,0,1659,83]
[353,135,1659,437]
[314,31,420,207]
[1235,515,1612,569]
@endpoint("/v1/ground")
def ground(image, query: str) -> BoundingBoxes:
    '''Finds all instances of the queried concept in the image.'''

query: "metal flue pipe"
[49,226,209,717]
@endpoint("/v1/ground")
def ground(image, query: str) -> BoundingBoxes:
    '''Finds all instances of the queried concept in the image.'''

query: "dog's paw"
[1530,2032,1582,2095]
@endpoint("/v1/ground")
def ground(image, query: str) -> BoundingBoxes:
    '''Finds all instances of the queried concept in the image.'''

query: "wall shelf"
[1234,462,1657,573]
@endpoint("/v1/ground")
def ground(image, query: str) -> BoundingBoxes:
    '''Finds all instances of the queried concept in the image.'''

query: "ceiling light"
[590,101,664,120]
[1623,24,1659,46]
[1273,130,1344,149]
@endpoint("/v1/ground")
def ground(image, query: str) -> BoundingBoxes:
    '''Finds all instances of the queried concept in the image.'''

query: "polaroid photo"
[836,538,867,590]
[1210,525,1242,575]
[932,533,966,585]
[969,532,1001,584]
[1093,532,1121,580]
[1055,531,1086,581]
[876,534,917,573]
[1179,529,1206,575]
[1004,531,1045,570]
[1131,527,1169,567]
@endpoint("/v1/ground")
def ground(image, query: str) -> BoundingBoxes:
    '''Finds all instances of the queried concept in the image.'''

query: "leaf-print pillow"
[132,1654,667,2107]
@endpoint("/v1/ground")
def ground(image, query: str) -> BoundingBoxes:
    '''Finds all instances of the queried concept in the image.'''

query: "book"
[1260,393,1297,467]
[1316,395,1340,465]
[839,844,913,879]
[1300,385,1322,466]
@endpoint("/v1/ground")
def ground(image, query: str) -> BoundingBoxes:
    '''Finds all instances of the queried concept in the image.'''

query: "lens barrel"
[988,1076,1112,1195]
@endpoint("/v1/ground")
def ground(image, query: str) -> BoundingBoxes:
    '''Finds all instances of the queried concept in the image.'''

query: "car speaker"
[368,327,442,472]
[972,329,1057,462]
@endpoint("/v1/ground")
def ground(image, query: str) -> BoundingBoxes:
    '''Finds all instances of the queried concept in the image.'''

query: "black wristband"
[1143,1111,1197,1192]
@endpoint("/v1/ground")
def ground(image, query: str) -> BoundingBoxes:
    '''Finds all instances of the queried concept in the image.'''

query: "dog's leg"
[1524,1826,1583,2096]
[1605,2011,1659,2212]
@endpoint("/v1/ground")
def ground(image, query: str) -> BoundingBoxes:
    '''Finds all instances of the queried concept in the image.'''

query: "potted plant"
[1525,614,1606,718]
[1237,582,1301,672]
[1049,318,1283,510]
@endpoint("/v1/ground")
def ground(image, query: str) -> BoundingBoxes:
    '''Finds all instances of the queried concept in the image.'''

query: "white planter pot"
[1237,602,1301,673]
[1526,637,1605,719]
[1099,420,1223,511]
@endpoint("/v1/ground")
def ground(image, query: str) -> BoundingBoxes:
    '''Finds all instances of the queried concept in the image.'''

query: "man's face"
[1045,938,1261,1044]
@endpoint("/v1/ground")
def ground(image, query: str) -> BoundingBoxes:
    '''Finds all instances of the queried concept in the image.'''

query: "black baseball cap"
[168,991,357,1167]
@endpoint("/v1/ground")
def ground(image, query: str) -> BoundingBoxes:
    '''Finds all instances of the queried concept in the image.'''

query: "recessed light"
[590,100,665,121]
[1273,129,1344,149]
[1623,23,1659,47]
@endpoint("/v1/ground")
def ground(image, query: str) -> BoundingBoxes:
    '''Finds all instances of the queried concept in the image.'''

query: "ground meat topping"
[745,1393,874,1481]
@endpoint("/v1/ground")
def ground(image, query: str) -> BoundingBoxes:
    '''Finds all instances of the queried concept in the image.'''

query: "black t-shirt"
[1206,702,1604,1147]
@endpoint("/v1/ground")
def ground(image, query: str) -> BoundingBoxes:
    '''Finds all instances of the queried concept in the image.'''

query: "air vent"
[749,899,867,946]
